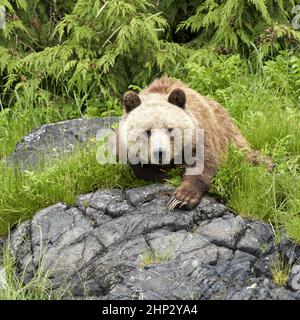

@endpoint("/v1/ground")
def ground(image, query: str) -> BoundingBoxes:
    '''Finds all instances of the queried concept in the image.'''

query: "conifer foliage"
[177,0,299,58]
[0,0,184,116]
[0,0,299,117]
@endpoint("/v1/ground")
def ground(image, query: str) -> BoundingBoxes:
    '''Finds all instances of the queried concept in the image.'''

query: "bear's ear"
[168,88,186,109]
[123,91,141,113]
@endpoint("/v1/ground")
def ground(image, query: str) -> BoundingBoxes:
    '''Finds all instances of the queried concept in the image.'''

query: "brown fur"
[119,76,272,209]
[123,91,141,113]
[143,76,252,163]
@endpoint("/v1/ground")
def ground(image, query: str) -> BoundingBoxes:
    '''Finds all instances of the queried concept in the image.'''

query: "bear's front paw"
[167,182,203,211]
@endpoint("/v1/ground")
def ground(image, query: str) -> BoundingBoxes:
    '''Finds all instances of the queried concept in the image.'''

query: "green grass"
[0,100,82,159]
[270,254,290,287]
[0,244,70,300]
[141,249,171,268]
[1,52,300,245]
[209,91,300,242]
[175,52,300,243]
[0,142,146,236]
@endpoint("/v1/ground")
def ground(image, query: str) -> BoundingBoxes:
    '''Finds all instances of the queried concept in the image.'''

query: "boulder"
[8,117,119,168]
[7,183,300,300]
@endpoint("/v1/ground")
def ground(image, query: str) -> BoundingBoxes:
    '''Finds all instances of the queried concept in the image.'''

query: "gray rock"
[8,117,119,168]
[6,184,300,300]
[124,183,174,207]
[279,239,300,265]
[196,214,247,249]
[237,221,273,257]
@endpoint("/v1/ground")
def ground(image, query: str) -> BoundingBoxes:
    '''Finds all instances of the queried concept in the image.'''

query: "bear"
[115,76,272,210]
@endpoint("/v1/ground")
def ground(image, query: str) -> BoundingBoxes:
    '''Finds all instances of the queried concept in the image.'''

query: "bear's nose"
[153,148,166,164]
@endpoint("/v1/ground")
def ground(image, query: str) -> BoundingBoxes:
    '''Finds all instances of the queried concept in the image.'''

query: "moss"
[141,249,171,267]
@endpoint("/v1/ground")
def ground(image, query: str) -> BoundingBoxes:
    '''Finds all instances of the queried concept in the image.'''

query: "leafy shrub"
[0,0,184,115]
[177,0,300,61]
[0,0,185,156]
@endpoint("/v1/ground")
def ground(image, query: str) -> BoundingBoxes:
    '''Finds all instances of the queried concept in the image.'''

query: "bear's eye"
[168,128,174,133]
[145,130,151,137]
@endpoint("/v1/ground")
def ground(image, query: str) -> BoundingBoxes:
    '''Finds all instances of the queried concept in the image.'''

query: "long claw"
[168,199,176,211]
[174,200,182,209]
[168,199,182,211]
[179,201,187,208]
[168,202,174,211]
[167,196,175,206]
[167,197,178,210]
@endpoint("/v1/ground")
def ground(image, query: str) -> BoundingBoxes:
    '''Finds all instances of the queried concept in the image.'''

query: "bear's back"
[142,76,250,159]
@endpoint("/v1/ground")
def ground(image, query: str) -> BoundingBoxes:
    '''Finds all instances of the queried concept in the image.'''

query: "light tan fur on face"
[117,76,272,210]
[142,76,254,164]
[119,93,196,163]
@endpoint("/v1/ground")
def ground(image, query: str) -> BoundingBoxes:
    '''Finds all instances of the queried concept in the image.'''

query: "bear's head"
[118,88,197,168]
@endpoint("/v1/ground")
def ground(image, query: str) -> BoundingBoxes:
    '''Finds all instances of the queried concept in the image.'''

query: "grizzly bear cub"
[116,76,271,210]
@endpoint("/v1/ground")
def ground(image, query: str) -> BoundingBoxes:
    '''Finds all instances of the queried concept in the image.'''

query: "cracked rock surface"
[8,184,300,300]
